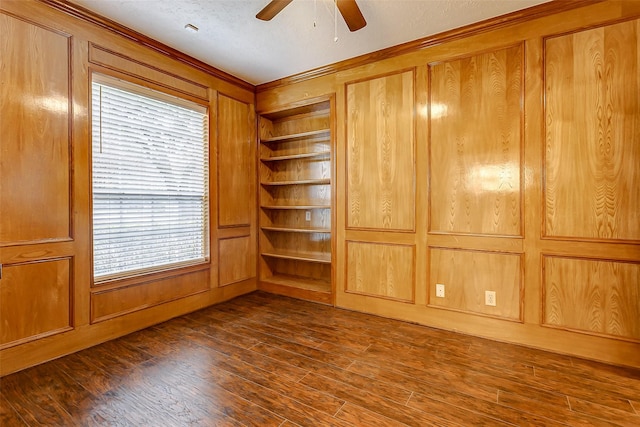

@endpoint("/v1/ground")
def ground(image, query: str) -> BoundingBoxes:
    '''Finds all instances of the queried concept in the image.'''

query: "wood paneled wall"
[346,70,415,231]
[429,44,523,237]
[544,19,640,242]
[257,0,640,368]
[0,0,256,376]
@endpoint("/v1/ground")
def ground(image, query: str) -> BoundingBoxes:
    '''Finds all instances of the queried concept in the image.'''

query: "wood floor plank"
[349,355,570,410]
[299,372,459,427]
[335,402,410,427]
[3,291,640,426]
[205,367,351,427]
[228,324,355,369]
[498,390,620,426]
[534,366,640,399]
[207,349,346,415]
[126,357,250,427]
[0,371,77,426]
[406,392,514,427]
[15,362,96,420]
[231,319,328,349]
[568,396,640,426]
[358,340,634,414]
[0,393,27,427]
[152,356,286,426]
[308,363,413,405]
[408,385,566,427]
[252,316,376,352]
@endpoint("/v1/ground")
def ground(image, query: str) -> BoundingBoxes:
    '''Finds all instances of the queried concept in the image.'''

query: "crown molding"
[39,0,255,92]
[257,0,604,92]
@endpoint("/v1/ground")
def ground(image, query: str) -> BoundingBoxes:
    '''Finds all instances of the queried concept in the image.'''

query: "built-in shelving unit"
[257,99,333,304]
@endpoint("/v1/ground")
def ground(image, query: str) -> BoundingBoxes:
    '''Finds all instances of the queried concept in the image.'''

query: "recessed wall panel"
[544,19,640,241]
[1,259,72,348]
[346,71,415,231]
[346,241,415,302]
[429,45,523,236]
[219,235,255,286]
[429,248,522,320]
[543,256,640,341]
[0,14,71,244]
[218,95,254,228]
[91,269,209,323]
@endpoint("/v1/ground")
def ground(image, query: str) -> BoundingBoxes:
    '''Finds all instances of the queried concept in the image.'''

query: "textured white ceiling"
[71,0,550,85]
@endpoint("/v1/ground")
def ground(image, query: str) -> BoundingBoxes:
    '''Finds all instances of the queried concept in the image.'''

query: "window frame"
[89,71,211,285]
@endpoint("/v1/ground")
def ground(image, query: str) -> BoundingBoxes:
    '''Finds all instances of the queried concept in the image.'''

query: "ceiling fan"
[256,0,367,32]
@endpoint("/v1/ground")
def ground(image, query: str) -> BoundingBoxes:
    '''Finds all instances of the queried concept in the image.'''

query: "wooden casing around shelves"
[257,99,335,303]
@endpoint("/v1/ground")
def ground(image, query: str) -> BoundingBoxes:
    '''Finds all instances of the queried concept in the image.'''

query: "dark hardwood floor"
[2,291,640,426]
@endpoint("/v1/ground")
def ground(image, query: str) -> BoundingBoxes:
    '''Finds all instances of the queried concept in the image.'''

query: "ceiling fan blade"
[256,0,294,21]
[336,0,366,32]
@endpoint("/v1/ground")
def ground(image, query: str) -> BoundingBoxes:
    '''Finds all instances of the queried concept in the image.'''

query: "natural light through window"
[91,75,209,280]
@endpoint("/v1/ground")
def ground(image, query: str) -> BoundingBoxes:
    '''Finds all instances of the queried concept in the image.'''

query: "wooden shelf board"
[261,226,331,234]
[261,250,331,263]
[258,275,332,305]
[261,205,331,210]
[261,178,330,186]
[262,274,331,292]
[260,129,330,143]
[260,151,331,162]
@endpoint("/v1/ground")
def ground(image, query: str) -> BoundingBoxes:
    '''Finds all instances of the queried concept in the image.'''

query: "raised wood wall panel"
[0,12,71,244]
[429,45,523,236]
[218,236,255,286]
[346,241,415,302]
[346,70,415,231]
[217,94,254,228]
[429,248,522,321]
[90,269,210,323]
[543,256,640,341]
[544,18,640,242]
[0,259,71,347]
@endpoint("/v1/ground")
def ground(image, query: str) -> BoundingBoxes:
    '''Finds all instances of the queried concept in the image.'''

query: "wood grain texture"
[219,236,256,286]
[218,94,254,227]
[429,248,522,320]
[90,269,210,323]
[0,259,71,348]
[258,100,333,301]
[346,241,415,302]
[543,256,640,341]
[544,18,640,241]
[4,292,640,425]
[346,70,415,231]
[0,12,71,244]
[429,45,523,236]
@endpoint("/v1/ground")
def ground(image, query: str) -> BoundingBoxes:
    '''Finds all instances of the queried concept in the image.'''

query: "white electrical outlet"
[485,290,496,306]
[305,211,311,221]
[435,283,445,298]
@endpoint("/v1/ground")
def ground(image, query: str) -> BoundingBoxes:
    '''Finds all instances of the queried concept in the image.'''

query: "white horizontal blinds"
[92,75,209,280]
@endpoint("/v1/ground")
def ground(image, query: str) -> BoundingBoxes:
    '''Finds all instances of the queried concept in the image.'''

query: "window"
[91,75,209,281]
